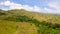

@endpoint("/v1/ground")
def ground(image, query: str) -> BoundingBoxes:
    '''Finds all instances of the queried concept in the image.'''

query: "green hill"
[0,9,60,34]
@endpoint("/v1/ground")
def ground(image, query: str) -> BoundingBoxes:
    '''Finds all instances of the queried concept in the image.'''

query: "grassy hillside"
[0,9,60,34]
[5,9,60,24]
[0,20,37,34]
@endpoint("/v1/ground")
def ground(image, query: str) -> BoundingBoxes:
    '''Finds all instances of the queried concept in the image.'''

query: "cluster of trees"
[4,15,60,29]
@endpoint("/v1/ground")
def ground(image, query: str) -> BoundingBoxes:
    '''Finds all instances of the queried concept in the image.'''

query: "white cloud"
[44,8,58,13]
[45,2,60,14]
[0,0,11,6]
[33,6,41,12]
[0,1,41,12]
[47,2,60,9]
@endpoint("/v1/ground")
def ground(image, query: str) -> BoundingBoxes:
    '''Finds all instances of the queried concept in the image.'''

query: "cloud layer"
[47,2,60,14]
[0,1,41,12]
[0,0,60,14]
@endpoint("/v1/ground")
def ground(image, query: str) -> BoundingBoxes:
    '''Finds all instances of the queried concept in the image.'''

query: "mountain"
[0,9,60,34]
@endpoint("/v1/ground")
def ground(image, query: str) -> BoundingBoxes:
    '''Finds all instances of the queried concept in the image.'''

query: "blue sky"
[0,0,60,14]
[9,0,49,8]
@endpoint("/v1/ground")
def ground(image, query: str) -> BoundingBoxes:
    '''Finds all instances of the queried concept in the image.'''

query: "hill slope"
[0,9,60,34]
[2,9,60,24]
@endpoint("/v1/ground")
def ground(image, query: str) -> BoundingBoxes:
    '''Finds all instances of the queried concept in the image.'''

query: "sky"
[0,0,60,14]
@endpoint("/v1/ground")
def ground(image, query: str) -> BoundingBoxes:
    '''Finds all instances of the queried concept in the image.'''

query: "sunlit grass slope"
[0,20,37,34]
[0,9,60,34]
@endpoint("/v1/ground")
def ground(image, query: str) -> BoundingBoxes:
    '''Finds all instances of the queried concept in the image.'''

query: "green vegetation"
[0,20,37,34]
[0,9,60,34]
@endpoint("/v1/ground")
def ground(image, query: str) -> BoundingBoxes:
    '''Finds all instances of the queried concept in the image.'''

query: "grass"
[0,20,37,34]
[0,9,60,34]
[3,15,60,34]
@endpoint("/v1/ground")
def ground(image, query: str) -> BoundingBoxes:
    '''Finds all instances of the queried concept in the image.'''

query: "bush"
[4,15,32,22]
[16,16,32,22]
